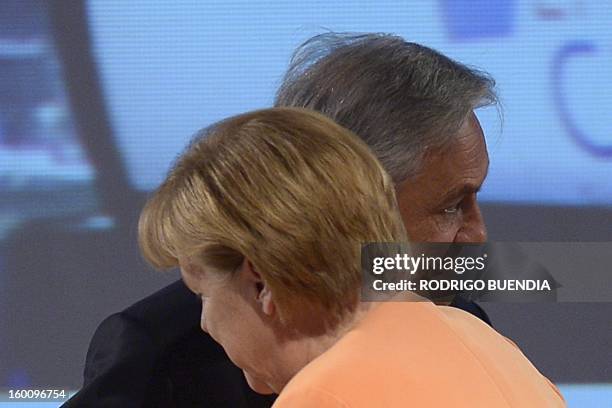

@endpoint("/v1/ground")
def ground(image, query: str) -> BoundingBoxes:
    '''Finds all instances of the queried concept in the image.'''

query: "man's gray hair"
[274,32,498,184]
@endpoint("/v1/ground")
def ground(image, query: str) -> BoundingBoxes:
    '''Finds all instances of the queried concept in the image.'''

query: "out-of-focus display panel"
[88,0,612,206]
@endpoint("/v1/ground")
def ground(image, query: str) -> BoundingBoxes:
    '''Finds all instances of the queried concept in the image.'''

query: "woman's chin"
[243,370,276,395]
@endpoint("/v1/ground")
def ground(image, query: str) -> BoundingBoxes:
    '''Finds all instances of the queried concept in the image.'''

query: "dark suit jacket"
[63,280,491,408]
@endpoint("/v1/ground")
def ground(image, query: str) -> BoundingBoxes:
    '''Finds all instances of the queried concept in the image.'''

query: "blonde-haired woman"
[139,108,565,407]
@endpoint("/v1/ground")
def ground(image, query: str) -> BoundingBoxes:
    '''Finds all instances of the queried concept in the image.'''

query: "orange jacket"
[274,302,565,407]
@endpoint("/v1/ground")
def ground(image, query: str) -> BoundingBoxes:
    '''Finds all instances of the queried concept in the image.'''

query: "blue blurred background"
[87,0,612,204]
[0,1,610,406]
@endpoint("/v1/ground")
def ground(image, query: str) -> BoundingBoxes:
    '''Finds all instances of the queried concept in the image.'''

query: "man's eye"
[443,205,460,214]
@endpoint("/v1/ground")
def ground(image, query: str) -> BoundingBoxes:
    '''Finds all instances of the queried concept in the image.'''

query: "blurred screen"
[0,0,98,236]
[87,0,612,206]
[1,1,611,405]
[0,0,100,394]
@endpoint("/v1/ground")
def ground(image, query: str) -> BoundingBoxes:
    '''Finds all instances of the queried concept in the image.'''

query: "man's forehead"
[399,116,489,202]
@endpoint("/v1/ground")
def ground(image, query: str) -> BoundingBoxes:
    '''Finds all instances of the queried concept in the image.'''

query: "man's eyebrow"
[440,159,489,203]
[440,182,484,204]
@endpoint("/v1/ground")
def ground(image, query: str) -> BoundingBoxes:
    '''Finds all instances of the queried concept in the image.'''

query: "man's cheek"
[429,216,460,243]
[444,225,462,243]
[403,216,431,240]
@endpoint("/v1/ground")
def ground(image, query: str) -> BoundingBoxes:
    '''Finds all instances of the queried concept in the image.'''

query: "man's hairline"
[392,110,489,190]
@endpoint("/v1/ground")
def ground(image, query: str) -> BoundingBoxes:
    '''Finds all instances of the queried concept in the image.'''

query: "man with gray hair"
[276,32,496,246]
[65,32,497,407]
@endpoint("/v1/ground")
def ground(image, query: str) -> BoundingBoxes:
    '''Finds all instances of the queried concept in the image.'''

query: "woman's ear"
[258,284,275,316]
[243,259,276,317]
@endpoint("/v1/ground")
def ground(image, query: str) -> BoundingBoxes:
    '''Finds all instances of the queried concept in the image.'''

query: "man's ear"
[243,259,276,317]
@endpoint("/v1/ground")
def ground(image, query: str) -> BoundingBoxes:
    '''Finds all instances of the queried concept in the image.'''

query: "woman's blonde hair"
[139,107,406,327]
